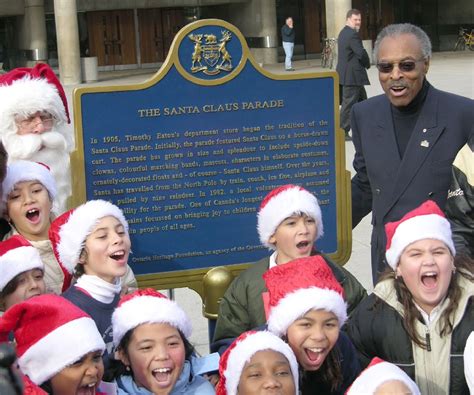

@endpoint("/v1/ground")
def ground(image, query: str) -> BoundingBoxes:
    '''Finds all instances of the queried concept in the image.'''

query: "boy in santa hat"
[50,199,136,356]
[0,235,46,312]
[0,63,73,214]
[347,200,473,395]
[263,254,361,394]
[0,294,107,394]
[345,357,420,395]
[212,184,366,351]
[216,330,299,395]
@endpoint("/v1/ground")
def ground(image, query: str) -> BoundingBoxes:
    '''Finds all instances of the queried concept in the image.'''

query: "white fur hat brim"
[267,287,347,337]
[257,187,324,249]
[2,160,57,203]
[112,295,192,347]
[57,200,128,273]
[18,316,105,385]
[385,214,455,270]
[223,331,299,395]
[0,77,68,141]
[347,361,421,395]
[0,245,44,290]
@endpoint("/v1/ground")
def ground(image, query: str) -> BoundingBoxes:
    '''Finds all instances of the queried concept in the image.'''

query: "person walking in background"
[336,9,370,141]
[351,23,473,283]
[281,17,295,71]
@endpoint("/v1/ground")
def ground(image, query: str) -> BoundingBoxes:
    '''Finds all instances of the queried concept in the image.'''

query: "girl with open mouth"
[347,200,473,395]
[0,294,108,395]
[263,255,361,394]
[109,288,215,395]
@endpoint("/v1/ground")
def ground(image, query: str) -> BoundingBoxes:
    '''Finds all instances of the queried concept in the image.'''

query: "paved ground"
[63,50,473,355]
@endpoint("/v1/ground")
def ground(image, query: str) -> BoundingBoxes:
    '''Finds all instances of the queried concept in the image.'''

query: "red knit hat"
[385,200,455,270]
[112,288,192,347]
[49,199,129,276]
[0,63,70,125]
[345,357,421,394]
[263,255,347,336]
[257,184,324,249]
[216,330,299,395]
[0,235,44,291]
[0,294,105,386]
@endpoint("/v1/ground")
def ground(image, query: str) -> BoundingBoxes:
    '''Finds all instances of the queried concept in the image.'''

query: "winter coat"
[116,360,215,394]
[446,133,474,257]
[347,273,473,395]
[212,253,367,351]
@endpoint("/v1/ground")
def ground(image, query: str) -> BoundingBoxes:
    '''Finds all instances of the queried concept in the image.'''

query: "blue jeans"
[282,41,294,69]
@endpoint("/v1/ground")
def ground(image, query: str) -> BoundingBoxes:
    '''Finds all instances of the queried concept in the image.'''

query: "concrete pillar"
[227,0,278,65]
[325,0,351,39]
[18,0,48,66]
[54,0,81,85]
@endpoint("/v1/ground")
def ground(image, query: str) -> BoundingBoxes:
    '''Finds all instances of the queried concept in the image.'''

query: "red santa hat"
[257,184,324,249]
[0,235,44,291]
[0,63,70,139]
[216,330,299,395]
[112,288,192,347]
[49,199,129,275]
[0,294,105,386]
[385,200,455,270]
[345,357,421,395]
[263,255,347,336]
[2,160,57,203]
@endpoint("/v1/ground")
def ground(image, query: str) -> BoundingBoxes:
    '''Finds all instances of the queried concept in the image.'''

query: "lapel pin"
[422,128,427,133]
[420,140,429,148]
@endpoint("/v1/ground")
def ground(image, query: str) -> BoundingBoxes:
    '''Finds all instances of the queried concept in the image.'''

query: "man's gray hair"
[374,23,432,61]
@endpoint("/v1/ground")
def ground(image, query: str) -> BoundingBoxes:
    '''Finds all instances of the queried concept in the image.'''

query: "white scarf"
[75,275,121,304]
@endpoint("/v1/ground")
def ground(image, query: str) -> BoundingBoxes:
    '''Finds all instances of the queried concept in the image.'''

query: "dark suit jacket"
[336,25,370,86]
[351,84,474,280]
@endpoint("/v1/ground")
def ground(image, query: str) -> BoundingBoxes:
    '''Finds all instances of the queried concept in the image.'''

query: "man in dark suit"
[336,9,370,140]
[351,23,473,283]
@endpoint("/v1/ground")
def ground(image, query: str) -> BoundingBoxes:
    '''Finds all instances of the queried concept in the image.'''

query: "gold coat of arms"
[188,30,233,75]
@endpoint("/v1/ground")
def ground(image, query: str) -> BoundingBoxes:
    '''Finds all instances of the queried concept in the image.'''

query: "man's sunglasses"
[376,59,425,73]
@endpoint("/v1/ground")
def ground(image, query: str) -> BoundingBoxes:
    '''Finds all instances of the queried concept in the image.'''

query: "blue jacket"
[116,360,215,394]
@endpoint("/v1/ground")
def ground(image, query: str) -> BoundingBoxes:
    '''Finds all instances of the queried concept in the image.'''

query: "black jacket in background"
[281,24,295,43]
[336,25,370,86]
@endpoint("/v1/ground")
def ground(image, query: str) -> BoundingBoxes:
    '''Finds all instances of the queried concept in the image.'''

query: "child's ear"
[268,234,276,245]
[117,348,130,367]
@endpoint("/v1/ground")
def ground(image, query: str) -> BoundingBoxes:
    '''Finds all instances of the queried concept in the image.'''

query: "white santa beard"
[6,129,72,214]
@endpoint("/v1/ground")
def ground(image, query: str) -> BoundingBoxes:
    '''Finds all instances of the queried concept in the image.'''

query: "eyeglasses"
[376,59,425,73]
[15,111,55,133]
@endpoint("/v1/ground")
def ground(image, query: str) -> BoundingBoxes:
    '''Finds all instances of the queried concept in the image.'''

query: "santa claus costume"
[0,63,73,214]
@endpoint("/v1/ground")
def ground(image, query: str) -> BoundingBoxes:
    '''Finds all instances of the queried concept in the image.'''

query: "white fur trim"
[385,214,455,270]
[0,77,67,140]
[465,332,474,393]
[347,361,421,395]
[257,187,323,249]
[224,331,299,395]
[0,246,44,290]
[112,295,192,346]
[18,316,105,385]
[267,287,347,336]
[2,160,57,203]
[57,200,129,273]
